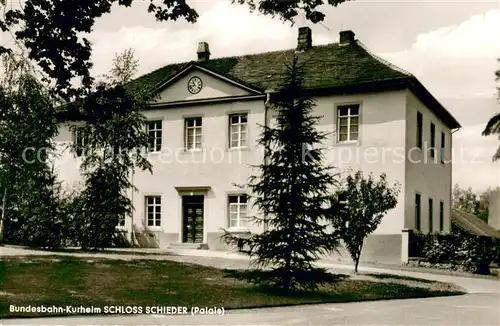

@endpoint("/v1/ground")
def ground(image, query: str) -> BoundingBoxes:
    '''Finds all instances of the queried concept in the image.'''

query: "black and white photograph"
[0,0,499,325]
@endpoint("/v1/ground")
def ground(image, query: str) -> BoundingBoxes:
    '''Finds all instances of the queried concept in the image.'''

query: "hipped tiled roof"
[129,42,408,92]
[126,40,460,128]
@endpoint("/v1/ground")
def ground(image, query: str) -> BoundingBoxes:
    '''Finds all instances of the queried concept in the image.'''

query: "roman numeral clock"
[187,76,203,94]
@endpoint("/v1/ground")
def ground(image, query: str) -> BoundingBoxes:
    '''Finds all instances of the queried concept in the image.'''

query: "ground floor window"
[72,127,86,157]
[228,194,248,228]
[415,193,421,231]
[146,196,161,227]
[428,198,433,233]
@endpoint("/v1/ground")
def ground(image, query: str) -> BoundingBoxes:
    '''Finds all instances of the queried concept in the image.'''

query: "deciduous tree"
[101,48,140,86]
[452,184,493,222]
[69,49,153,250]
[328,171,400,273]
[0,55,62,248]
[0,0,350,100]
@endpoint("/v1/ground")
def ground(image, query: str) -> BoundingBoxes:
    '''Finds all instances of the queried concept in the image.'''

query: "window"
[147,120,162,152]
[228,194,248,228]
[229,114,248,148]
[440,132,445,164]
[430,123,435,158]
[337,104,359,142]
[118,216,125,227]
[145,196,161,227]
[439,201,444,232]
[416,112,423,149]
[112,145,122,156]
[72,127,86,157]
[337,191,348,204]
[428,198,433,233]
[336,191,348,214]
[415,193,421,231]
[185,117,202,150]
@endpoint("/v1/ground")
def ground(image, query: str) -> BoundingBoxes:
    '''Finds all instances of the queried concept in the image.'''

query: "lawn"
[0,255,465,318]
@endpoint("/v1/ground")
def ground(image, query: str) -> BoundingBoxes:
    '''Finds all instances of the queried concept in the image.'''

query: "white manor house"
[54,28,463,264]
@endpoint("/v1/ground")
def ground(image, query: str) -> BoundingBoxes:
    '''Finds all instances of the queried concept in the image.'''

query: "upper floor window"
[336,191,349,215]
[430,123,435,158]
[145,196,161,228]
[185,117,202,150]
[439,201,444,232]
[440,132,445,164]
[229,194,248,228]
[229,114,248,148]
[72,127,86,157]
[415,193,421,231]
[337,104,359,142]
[147,120,162,152]
[428,198,434,233]
[416,112,423,149]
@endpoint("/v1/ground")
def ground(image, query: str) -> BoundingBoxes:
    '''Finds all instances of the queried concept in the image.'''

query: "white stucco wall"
[314,91,408,234]
[264,91,407,235]
[52,73,266,246]
[52,70,455,247]
[131,100,266,241]
[53,122,84,193]
[404,91,453,233]
[157,70,252,103]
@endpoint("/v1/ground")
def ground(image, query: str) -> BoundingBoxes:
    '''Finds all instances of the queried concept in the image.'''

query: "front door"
[182,195,204,243]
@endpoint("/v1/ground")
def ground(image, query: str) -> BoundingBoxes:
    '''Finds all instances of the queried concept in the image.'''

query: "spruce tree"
[223,56,340,292]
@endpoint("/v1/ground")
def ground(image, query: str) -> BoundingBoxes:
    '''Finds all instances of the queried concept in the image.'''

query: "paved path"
[2,246,500,325]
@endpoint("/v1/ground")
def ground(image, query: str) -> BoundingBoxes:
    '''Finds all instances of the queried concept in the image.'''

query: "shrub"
[421,230,498,275]
[111,231,132,248]
[408,231,428,258]
[423,234,458,264]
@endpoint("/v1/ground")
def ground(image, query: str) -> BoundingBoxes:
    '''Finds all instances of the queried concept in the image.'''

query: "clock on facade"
[187,76,203,94]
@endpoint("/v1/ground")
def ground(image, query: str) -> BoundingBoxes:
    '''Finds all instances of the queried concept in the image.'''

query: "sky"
[3,0,500,192]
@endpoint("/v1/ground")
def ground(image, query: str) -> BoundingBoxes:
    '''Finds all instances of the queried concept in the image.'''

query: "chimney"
[339,30,355,46]
[297,27,312,51]
[197,42,210,61]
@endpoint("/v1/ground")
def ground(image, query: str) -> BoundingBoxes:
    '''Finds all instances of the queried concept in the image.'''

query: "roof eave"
[298,77,461,130]
[149,94,266,109]
[303,78,410,97]
[452,209,500,238]
[406,77,462,130]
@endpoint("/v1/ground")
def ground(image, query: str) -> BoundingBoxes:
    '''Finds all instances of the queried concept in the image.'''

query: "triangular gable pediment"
[153,64,262,104]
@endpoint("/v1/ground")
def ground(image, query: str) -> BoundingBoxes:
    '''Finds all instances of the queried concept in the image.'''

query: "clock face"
[187,76,203,94]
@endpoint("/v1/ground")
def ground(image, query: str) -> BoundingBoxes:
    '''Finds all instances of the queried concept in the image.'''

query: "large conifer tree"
[224,56,340,292]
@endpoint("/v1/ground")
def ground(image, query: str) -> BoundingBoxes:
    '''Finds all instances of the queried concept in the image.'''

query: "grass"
[365,273,435,283]
[0,255,465,318]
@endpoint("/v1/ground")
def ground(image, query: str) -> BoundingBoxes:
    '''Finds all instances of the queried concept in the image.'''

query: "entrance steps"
[168,243,209,250]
